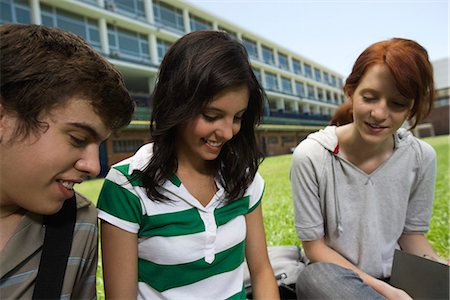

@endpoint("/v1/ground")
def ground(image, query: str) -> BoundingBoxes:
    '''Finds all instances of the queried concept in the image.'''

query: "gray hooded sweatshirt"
[290,126,436,278]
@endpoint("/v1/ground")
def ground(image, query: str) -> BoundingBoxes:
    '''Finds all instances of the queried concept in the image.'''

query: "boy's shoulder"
[74,192,97,223]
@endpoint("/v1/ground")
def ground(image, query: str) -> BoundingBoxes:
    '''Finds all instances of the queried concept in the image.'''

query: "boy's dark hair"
[140,30,265,202]
[0,24,134,139]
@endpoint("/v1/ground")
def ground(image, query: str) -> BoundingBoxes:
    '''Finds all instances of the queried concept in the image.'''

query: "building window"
[292,59,302,75]
[282,136,295,143]
[317,88,324,101]
[80,0,98,5]
[331,75,337,87]
[41,4,100,51]
[323,72,330,84]
[108,0,145,19]
[253,68,262,83]
[295,81,305,97]
[262,45,275,65]
[268,136,279,144]
[307,84,315,99]
[304,63,312,78]
[265,72,278,91]
[281,77,292,94]
[326,91,331,102]
[153,0,184,33]
[157,38,172,63]
[242,37,258,60]
[133,95,150,107]
[189,14,212,31]
[0,0,30,24]
[285,101,296,113]
[278,53,289,71]
[314,68,322,82]
[112,139,144,153]
[268,100,277,111]
[108,25,150,63]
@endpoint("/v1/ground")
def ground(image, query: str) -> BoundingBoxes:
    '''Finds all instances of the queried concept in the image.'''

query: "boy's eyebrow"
[67,122,103,141]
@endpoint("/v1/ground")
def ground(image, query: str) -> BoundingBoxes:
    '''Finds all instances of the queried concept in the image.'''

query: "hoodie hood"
[306,126,343,234]
[307,125,414,153]
[304,126,414,236]
[307,126,340,154]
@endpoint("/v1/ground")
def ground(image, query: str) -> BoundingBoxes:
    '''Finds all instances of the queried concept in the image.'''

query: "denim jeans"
[296,262,386,300]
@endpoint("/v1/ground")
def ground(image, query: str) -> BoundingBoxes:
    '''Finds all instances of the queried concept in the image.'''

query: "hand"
[383,285,412,300]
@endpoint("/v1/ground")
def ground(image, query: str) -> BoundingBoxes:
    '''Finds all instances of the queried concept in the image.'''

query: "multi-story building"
[1,0,345,175]
[413,58,450,137]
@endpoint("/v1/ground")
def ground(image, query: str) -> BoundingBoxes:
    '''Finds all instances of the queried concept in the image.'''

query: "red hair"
[330,101,353,126]
[343,38,435,129]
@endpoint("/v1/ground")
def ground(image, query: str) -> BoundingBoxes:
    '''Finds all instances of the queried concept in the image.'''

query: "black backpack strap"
[32,196,77,300]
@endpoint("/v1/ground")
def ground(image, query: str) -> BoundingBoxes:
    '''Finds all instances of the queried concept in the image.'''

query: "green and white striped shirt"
[97,143,264,299]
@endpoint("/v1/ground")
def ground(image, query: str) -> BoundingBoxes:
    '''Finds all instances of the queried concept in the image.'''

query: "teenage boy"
[0,24,134,299]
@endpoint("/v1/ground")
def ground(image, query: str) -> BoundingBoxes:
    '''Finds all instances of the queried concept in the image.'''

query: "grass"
[421,135,450,257]
[75,135,449,298]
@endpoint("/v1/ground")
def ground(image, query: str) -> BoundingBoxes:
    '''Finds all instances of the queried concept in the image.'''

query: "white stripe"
[128,143,153,174]
[137,263,245,300]
[105,167,139,197]
[137,215,246,265]
[248,172,264,209]
[137,186,195,216]
[137,282,166,300]
[106,166,195,217]
[98,210,140,233]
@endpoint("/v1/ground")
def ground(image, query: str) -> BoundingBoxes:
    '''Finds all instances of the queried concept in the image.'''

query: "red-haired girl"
[291,38,445,299]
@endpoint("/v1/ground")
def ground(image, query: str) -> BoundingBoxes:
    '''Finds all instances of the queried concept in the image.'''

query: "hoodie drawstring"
[331,155,343,235]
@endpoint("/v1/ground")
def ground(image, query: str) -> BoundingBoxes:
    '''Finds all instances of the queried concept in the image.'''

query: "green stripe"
[113,164,181,189]
[169,174,181,187]
[215,196,250,227]
[97,179,142,224]
[225,286,246,300]
[113,164,130,176]
[113,164,143,187]
[139,208,205,237]
[247,197,261,214]
[138,240,245,292]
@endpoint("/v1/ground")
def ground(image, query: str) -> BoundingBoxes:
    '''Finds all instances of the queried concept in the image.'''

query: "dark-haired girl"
[98,31,279,299]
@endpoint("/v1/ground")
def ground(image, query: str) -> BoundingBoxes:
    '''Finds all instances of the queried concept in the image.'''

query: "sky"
[184,0,449,77]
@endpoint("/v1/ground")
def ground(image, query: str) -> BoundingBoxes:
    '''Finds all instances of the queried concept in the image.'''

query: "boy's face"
[0,98,111,215]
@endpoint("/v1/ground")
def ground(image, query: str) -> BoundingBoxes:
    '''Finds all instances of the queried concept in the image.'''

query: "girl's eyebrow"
[204,107,247,114]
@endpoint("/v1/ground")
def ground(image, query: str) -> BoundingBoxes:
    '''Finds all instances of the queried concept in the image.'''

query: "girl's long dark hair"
[136,30,265,203]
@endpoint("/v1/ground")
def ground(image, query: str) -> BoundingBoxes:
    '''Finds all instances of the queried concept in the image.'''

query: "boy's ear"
[0,101,5,137]
[0,101,16,144]
[0,102,6,143]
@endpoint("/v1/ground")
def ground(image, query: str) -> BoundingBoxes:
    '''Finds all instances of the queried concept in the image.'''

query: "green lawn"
[75,135,449,298]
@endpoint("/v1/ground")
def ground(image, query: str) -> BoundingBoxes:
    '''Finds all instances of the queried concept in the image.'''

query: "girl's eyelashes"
[201,111,246,122]
[389,101,410,111]
[202,113,218,122]
[392,101,407,107]
[362,95,376,102]
[233,115,244,123]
